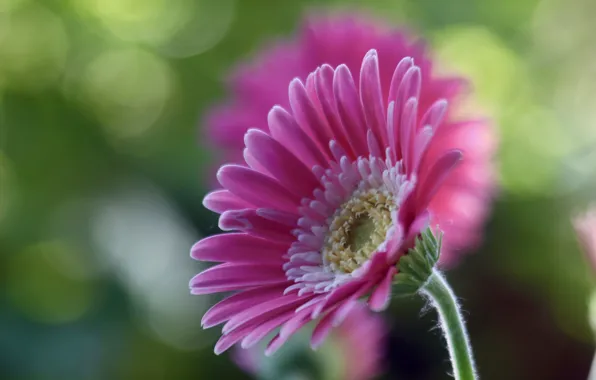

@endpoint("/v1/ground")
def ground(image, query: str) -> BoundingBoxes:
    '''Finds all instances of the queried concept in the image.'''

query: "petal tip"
[364,48,378,60]
[335,63,350,74]
[243,128,260,147]
[215,165,233,185]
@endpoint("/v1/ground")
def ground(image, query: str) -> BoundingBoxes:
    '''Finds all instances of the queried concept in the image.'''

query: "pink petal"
[359,250,391,277]
[279,306,317,339]
[413,99,448,171]
[289,78,333,156]
[400,66,421,104]
[367,129,382,158]
[268,106,328,168]
[360,49,386,146]
[264,306,318,356]
[312,279,367,319]
[331,296,360,327]
[412,126,434,173]
[400,97,418,173]
[219,209,295,242]
[406,210,430,242]
[223,294,314,335]
[245,129,320,197]
[243,148,270,175]
[387,56,414,107]
[310,309,337,349]
[203,190,251,213]
[214,324,254,355]
[315,64,356,159]
[420,98,448,132]
[191,233,288,263]
[417,150,463,211]
[333,64,368,156]
[387,101,398,162]
[386,224,405,262]
[217,165,300,213]
[312,299,358,349]
[190,263,287,295]
[368,267,396,311]
[397,189,417,231]
[390,65,420,163]
[256,208,300,226]
[241,310,297,348]
[264,333,284,357]
[202,285,287,328]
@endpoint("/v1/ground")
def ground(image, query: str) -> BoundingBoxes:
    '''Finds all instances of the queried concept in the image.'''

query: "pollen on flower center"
[323,189,396,274]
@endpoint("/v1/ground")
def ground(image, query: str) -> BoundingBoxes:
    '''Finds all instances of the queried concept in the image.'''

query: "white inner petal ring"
[322,189,396,274]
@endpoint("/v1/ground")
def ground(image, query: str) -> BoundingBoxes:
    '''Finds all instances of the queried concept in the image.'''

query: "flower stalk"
[421,270,477,380]
[588,353,596,380]
[395,229,478,380]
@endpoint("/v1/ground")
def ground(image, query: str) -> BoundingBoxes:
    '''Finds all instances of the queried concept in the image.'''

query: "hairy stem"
[588,351,596,380]
[421,269,477,380]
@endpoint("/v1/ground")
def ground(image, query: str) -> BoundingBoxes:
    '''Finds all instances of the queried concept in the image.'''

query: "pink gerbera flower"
[205,14,496,265]
[192,48,466,355]
[234,302,386,380]
[337,302,387,380]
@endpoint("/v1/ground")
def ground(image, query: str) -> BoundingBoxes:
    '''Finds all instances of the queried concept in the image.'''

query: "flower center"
[323,189,396,274]
[284,152,410,295]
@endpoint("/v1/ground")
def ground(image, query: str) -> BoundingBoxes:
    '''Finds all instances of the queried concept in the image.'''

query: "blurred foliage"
[1,0,596,379]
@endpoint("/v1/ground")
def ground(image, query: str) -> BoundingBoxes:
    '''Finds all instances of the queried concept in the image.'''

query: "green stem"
[420,269,477,380]
[588,351,596,380]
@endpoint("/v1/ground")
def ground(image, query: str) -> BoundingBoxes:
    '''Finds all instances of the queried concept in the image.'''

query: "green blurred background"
[2,0,596,378]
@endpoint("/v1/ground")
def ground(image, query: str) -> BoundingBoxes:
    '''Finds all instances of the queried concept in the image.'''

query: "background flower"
[234,302,386,380]
[205,13,497,266]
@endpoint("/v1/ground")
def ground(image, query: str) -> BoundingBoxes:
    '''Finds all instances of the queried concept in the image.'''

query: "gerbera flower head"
[205,14,496,266]
[233,302,386,380]
[192,47,464,355]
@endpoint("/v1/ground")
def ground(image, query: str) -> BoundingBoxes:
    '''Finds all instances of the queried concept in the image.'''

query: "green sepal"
[392,228,442,297]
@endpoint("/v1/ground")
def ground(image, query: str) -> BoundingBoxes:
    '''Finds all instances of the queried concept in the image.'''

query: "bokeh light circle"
[75,0,192,45]
[80,48,174,141]
[6,241,99,324]
[90,184,210,350]
[0,3,68,91]
[157,0,235,58]
[434,25,578,195]
[434,26,521,114]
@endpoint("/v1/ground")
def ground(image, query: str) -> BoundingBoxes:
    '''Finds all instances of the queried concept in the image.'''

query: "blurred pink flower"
[336,303,387,380]
[234,302,386,380]
[204,14,496,266]
[573,207,596,273]
[191,48,466,355]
